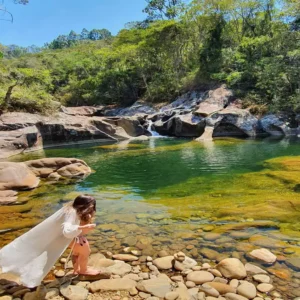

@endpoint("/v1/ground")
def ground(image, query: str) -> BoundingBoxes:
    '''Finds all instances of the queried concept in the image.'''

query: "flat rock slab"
[89,278,136,293]
[112,254,138,261]
[137,274,172,298]
[60,284,88,300]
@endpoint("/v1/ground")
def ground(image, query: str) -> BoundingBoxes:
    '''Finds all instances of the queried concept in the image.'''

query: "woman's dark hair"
[73,194,96,223]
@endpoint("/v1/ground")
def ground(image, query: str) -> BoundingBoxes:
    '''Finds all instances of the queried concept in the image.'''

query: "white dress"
[0,206,82,288]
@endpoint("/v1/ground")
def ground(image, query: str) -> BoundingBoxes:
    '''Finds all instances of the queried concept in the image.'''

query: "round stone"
[216,258,246,279]
[237,281,257,299]
[249,248,277,264]
[185,281,196,288]
[186,271,214,284]
[253,274,271,283]
[203,225,215,232]
[257,283,274,293]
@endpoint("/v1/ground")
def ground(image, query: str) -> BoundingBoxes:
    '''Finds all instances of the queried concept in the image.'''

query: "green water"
[3,137,300,298]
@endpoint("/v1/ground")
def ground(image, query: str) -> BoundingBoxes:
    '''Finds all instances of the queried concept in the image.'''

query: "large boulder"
[104,101,157,116]
[104,116,148,137]
[194,85,233,117]
[259,114,292,136]
[0,162,39,191]
[60,106,105,116]
[161,91,205,112]
[153,113,205,137]
[25,158,92,180]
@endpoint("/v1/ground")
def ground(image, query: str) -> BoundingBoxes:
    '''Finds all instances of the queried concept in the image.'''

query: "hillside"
[0,0,299,115]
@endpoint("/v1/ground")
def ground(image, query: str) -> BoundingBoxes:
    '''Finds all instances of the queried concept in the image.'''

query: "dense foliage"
[0,0,299,114]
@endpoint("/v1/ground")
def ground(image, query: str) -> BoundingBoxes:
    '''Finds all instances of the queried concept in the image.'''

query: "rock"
[202,225,215,232]
[45,288,59,299]
[225,293,248,300]
[174,256,197,271]
[200,284,220,297]
[55,270,65,278]
[256,283,274,293]
[171,276,183,282]
[112,254,139,261]
[0,162,39,191]
[186,281,196,288]
[186,271,214,284]
[106,101,157,117]
[60,284,88,300]
[165,291,179,300]
[203,233,221,241]
[89,278,136,293]
[26,157,91,180]
[195,85,233,117]
[237,282,257,299]
[158,250,169,257]
[106,261,132,276]
[248,235,285,249]
[259,114,292,136]
[61,106,105,116]
[0,297,13,300]
[153,256,174,270]
[216,258,247,279]
[285,257,300,271]
[77,271,111,281]
[199,248,220,260]
[244,263,267,274]
[174,252,186,262]
[139,292,151,299]
[0,190,18,204]
[209,269,222,277]
[206,282,236,295]
[253,274,271,283]
[0,110,150,159]
[123,274,141,281]
[249,248,277,264]
[229,279,239,289]
[137,274,172,298]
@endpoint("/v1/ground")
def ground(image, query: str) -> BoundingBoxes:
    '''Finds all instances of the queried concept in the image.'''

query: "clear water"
[2,137,300,298]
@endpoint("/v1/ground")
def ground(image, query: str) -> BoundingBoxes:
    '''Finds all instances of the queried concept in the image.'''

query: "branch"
[0,7,13,22]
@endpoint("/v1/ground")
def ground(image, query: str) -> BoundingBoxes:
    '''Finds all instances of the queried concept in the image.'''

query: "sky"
[0,0,147,47]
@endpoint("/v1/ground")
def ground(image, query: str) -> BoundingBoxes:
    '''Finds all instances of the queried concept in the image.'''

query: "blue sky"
[0,0,147,47]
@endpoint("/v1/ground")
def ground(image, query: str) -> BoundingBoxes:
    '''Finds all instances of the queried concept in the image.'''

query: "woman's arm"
[62,209,82,239]
[78,223,96,235]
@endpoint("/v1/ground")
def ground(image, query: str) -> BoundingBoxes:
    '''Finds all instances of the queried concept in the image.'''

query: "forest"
[0,0,299,114]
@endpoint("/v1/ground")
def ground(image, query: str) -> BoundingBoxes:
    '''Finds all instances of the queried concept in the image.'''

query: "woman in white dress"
[0,194,100,288]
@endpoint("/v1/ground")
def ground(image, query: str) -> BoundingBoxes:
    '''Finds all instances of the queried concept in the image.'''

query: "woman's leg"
[73,240,99,275]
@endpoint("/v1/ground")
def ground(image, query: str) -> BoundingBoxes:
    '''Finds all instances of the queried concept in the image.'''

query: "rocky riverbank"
[0,158,91,204]
[0,248,299,300]
[1,85,299,160]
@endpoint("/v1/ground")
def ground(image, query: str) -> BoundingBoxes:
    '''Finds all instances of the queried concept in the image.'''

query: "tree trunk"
[3,82,18,109]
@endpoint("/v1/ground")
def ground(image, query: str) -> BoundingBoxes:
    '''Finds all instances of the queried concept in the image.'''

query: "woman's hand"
[79,223,96,234]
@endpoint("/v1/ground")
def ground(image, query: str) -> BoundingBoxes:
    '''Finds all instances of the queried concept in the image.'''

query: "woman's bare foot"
[79,267,100,276]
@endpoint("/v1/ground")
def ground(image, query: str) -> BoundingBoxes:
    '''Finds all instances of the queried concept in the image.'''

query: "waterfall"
[147,120,161,137]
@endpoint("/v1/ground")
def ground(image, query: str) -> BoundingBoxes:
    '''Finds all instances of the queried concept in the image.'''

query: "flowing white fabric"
[0,206,82,288]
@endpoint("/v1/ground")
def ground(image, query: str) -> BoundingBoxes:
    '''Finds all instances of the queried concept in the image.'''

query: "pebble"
[185,281,196,288]
[165,291,179,300]
[139,292,151,299]
[256,283,274,293]
[186,271,214,284]
[249,248,277,264]
[253,274,271,283]
[237,281,257,299]
[229,279,239,289]
[225,293,248,300]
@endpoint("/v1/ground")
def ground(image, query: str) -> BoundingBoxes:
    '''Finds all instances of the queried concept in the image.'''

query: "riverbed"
[1,137,300,298]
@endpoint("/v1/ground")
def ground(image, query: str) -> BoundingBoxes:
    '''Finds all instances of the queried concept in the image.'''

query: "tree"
[80,28,90,40]
[143,0,184,20]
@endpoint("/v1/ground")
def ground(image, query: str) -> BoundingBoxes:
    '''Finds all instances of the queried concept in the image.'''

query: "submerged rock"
[249,248,277,264]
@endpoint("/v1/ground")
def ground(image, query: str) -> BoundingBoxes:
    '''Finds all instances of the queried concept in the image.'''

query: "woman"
[0,194,99,288]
